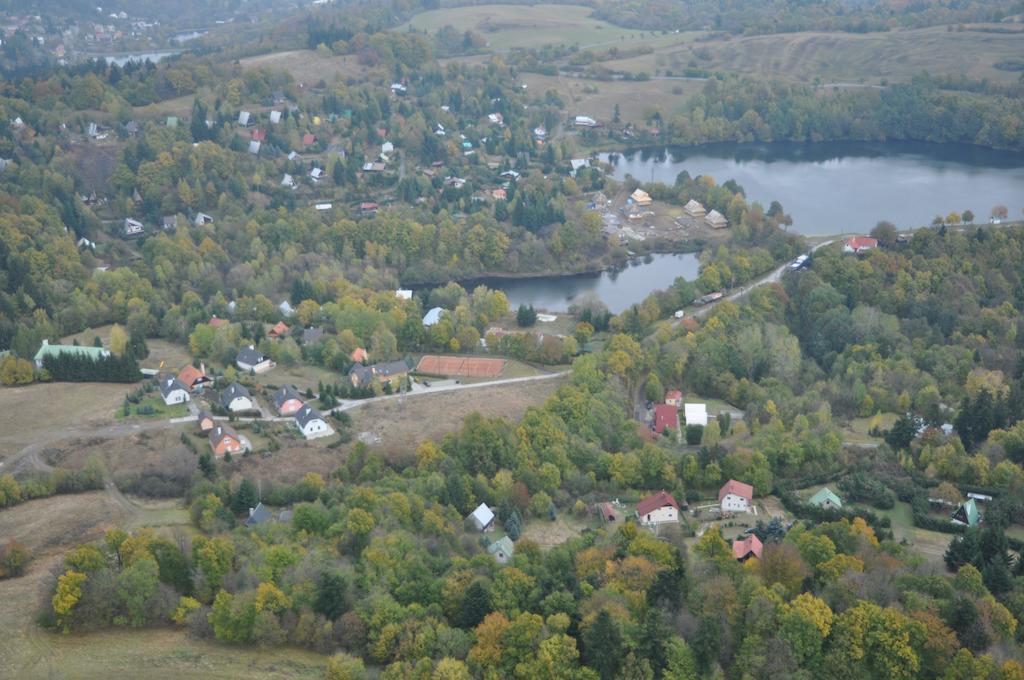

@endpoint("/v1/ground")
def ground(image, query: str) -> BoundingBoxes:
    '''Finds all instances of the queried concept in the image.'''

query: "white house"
[269,110,282,124]
[719,479,754,514]
[684,199,706,218]
[236,346,274,374]
[395,289,413,300]
[310,167,324,182]
[574,115,597,127]
[684,403,708,427]
[123,218,145,237]
[294,405,334,439]
[281,173,296,188]
[423,307,445,326]
[157,374,191,406]
[636,490,680,526]
[468,503,495,531]
[220,383,254,412]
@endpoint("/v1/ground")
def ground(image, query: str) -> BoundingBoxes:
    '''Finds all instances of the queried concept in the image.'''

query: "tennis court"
[416,355,506,378]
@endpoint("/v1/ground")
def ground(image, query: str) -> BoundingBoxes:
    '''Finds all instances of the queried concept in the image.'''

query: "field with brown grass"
[520,72,701,124]
[0,382,128,458]
[238,50,368,84]
[348,376,566,465]
[615,26,1024,85]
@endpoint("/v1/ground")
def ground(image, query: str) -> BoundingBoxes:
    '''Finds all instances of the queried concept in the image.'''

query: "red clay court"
[416,355,506,378]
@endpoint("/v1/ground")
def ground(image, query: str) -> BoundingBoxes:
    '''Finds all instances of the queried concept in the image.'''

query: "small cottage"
[197,410,216,432]
[705,210,728,229]
[157,374,190,406]
[236,346,274,374]
[652,404,680,438]
[719,479,754,514]
[179,364,211,392]
[488,536,515,564]
[268,321,289,339]
[684,199,706,218]
[220,383,254,412]
[630,188,652,207]
[952,498,981,527]
[273,385,305,416]
[684,403,708,427]
[209,424,244,457]
[468,503,495,532]
[733,534,763,562]
[294,405,334,440]
[245,502,272,526]
[665,390,683,407]
[636,490,680,526]
[808,487,843,510]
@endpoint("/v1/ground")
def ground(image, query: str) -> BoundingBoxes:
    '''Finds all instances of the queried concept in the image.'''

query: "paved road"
[690,239,834,319]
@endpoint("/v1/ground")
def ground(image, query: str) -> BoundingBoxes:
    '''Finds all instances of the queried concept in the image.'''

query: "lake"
[465,252,700,314]
[602,141,1024,236]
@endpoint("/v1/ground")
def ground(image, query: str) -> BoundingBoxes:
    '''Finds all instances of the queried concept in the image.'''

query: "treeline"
[0,464,105,510]
[657,75,1024,152]
[42,352,141,383]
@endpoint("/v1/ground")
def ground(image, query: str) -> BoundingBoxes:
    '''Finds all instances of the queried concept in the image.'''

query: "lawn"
[254,363,343,395]
[115,394,190,420]
[843,412,897,445]
[521,514,594,549]
[398,5,652,51]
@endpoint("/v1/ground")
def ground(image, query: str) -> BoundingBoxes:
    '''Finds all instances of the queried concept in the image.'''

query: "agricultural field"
[347,376,565,465]
[238,50,367,84]
[399,4,669,51]
[0,382,129,458]
[615,26,1024,86]
[520,72,701,125]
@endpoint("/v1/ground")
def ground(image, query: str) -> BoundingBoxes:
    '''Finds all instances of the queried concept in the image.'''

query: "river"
[601,141,1024,236]
[465,252,700,314]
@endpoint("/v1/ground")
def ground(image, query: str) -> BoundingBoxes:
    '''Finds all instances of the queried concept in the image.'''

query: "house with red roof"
[251,128,266,142]
[733,534,763,562]
[652,403,680,439]
[719,479,754,513]
[208,315,229,328]
[351,347,369,363]
[268,321,289,339]
[636,490,679,526]
[843,236,878,254]
[178,363,211,392]
[665,389,683,407]
[302,133,317,146]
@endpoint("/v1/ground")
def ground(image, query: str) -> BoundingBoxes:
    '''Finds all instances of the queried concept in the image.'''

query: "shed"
[468,503,495,531]
[808,487,843,510]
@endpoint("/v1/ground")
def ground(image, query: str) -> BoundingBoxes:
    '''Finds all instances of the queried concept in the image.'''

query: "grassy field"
[239,50,367,84]
[658,26,1024,85]
[0,382,128,457]
[254,363,343,394]
[116,394,190,420]
[520,72,700,124]
[399,4,653,51]
[61,325,192,373]
[843,412,897,445]
[348,376,565,465]
[521,514,593,549]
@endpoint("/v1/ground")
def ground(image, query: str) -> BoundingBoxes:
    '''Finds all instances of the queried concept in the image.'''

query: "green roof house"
[33,339,110,368]
[951,498,980,527]
[488,536,514,564]
[808,487,843,510]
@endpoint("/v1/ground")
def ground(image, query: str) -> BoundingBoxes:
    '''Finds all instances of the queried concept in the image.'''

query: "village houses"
[273,385,305,417]
[220,383,254,413]
[209,424,245,457]
[294,404,334,439]
[157,374,190,406]
[235,346,274,374]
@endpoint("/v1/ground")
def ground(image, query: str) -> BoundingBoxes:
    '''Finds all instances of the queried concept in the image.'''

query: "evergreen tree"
[231,478,258,515]
[583,610,624,680]
[314,570,348,620]
[459,580,491,628]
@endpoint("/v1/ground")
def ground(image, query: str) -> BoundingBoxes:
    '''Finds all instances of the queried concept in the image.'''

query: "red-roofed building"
[208,315,229,328]
[843,236,878,254]
[178,363,211,392]
[268,321,289,339]
[719,479,754,513]
[598,502,616,522]
[733,534,763,562]
[251,128,266,142]
[302,133,316,146]
[351,347,369,363]
[636,490,679,526]
[652,404,680,439]
[665,389,683,407]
